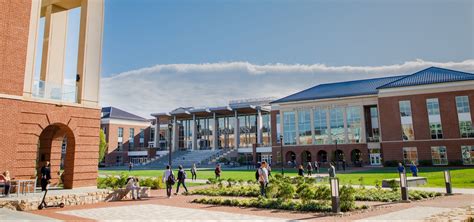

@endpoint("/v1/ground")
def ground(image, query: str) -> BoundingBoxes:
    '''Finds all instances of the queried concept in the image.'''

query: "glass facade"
[298,110,312,145]
[139,129,145,147]
[179,119,192,150]
[431,146,448,165]
[313,108,329,144]
[218,116,235,149]
[461,145,474,165]
[369,107,380,142]
[403,147,418,165]
[239,115,257,148]
[129,128,134,149]
[426,98,443,139]
[347,106,362,143]
[262,113,271,146]
[197,117,214,149]
[276,113,281,143]
[399,100,415,141]
[283,111,296,145]
[456,96,474,138]
[330,107,344,144]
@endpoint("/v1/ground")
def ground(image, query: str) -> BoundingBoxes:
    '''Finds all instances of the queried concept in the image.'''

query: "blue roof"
[377,67,474,89]
[101,107,148,122]
[272,67,474,104]
[271,75,406,104]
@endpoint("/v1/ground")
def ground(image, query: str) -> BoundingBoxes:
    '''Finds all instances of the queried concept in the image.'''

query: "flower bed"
[97,173,164,189]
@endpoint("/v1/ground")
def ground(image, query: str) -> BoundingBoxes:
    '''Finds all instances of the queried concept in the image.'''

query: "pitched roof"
[377,67,474,89]
[271,75,406,104]
[101,107,148,122]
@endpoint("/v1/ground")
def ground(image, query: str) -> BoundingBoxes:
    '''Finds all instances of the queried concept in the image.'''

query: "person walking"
[397,162,405,174]
[190,163,197,181]
[40,161,51,192]
[298,165,304,177]
[128,162,133,172]
[162,165,175,198]
[314,160,320,174]
[306,162,313,176]
[175,165,188,194]
[267,164,272,177]
[328,162,336,178]
[409,161,418,177]
[342,159,346,171]
[214,164,221,179]
[258,161,269,197]
[2,171,11,197]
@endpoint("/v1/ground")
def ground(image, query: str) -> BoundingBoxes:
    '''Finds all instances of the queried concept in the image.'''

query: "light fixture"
[330,177,340,213]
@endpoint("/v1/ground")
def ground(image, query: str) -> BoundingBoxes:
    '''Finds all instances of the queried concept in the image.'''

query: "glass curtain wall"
[262,113,271,146]
[330,108,345,144]
[399,100,415,140]
[347,107,362,143]
[197,118,214,149]
[283,111,296,145]
[313,108,329,144]
[369,107,380,142]
[456,96,474,138]
[426,98,443,139]
[218,116,235,149]
[239,115,257,148]
[298,110,312,144]
[178,119,192,150]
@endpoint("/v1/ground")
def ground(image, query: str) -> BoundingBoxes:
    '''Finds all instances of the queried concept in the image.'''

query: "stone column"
[295,110,300,145]
[213,113,218,150]
[192,114,197,150]
[154,116,160,148]
[257,108,263,145]
[359,106,367,143]
[310,108,315,144]
[234,110,239,148]
[172,116,177,152]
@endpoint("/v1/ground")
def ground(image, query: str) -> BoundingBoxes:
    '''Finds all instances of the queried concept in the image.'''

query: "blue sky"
[95,0,474,116]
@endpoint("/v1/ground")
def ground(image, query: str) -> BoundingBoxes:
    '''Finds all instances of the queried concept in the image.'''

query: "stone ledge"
[382,177,427,188]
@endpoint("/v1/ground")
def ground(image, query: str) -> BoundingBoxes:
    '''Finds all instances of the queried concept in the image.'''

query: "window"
[283,111,296,145]
[139,129,145,147]
[369,107,380,142]
[118,127,123,138]
[426,98,443,139]
[347,106,361,143]
[129,128,135,149]
[116,156,123,164]
[117,142,123,151]
[276,113,281,143]
[262,114,271,146]
[431,146,448,165]
[313,108,329,144]
[238,115,256,148]
[103,127,107,136]
[298,110,312,145]
[456,96,474,138]
[330,107,345,144]
[461,146,474,165]
[150,127,155,142]
[399,101,415,140]
[403,147,418,165]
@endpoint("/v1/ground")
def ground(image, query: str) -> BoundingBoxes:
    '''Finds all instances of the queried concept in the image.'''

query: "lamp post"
[330,177,340,213]
[399,172,409,202]
[444,170,452,195]
[280,135,284,176]
[168,123,173,167]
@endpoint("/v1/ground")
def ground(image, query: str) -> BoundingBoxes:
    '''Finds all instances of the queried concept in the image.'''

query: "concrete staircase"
[172,150,222,168]
[135,151,188,169]
[206,149,237,165]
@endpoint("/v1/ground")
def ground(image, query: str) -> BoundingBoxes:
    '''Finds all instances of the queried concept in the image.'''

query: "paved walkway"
[59,204,290,221]
[0,208,60,221]
[354,206,454,221]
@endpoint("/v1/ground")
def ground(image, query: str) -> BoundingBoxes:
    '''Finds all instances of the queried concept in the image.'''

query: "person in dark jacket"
[215,164,221,179]
[175,165,188,194]
[307,162,313,176]
[298,165,304,177]
[40,161,51,192]
[409,161,418,177]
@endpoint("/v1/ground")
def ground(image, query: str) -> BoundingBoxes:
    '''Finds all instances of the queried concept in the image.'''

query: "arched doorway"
[37,123,75,189]
[317,150,327,163]
[351,149,362,165]
[286,151,296,166]
[335,149,344,161]
[301,151,312,166]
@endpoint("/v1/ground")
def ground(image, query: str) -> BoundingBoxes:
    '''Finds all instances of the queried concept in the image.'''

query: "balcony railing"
[32,80,77,103]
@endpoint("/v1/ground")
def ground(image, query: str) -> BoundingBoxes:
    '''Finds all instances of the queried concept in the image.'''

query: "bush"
[97,174,164,190]
[340,185,356,212]
[384,160,399,167]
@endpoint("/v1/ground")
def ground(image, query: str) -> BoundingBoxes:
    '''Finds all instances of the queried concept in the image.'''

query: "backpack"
[167,172,175,185]
[183,171,187,179]
[255,169,259,181]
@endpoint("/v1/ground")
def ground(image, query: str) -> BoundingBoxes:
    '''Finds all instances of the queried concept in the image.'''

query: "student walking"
[328,162,336,178]
[258,161,269,197]
[214,164,221,179]
[190,163,197,181]
[410,161,418,177]
[307,162,313,176]
[128,162,133,172]
[2,171,11,197]
[162,165,175,198]
[175,165,188,194]
[298,165,304,177]
[40,161,51,192]
[267,164,272,177]
[314,161,320,174]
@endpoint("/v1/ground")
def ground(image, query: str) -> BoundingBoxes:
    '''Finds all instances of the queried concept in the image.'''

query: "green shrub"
[384,160,399,167]
[340,185,356,212]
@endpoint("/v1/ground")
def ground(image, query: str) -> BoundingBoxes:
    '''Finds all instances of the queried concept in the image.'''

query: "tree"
[99,129,107,163]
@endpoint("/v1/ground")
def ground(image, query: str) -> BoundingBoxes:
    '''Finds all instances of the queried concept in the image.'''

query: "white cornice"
[378,81,474,97]
[101,118,151,127]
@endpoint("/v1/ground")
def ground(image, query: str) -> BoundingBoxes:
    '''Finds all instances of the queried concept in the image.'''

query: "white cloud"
[100,59,474,118]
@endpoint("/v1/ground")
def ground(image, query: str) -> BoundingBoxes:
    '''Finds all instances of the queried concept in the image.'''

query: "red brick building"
[0,0,104,188]
[271,67,474,167]
[100,107,154,166]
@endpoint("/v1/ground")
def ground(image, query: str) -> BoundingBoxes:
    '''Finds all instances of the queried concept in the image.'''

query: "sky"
[95,0,474,117]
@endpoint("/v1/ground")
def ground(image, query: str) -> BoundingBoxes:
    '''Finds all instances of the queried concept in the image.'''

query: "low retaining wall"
[0,187,151,211]
[382,177,427,188]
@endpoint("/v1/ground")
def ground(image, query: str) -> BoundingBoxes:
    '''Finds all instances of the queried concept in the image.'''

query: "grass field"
[99,167,474,188]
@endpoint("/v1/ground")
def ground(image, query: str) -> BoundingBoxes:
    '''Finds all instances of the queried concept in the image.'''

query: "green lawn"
[99,167,474,188]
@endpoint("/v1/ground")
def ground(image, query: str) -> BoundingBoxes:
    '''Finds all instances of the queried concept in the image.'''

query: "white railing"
[32,80,77,103]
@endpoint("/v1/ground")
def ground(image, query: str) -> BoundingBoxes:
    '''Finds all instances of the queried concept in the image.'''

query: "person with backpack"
[267,164,272,177]
[298,165,304,177]
[307,162,313,176]
[175,165,188,194]
[162,165,175,198]
[190,163,197,181]
[214,164,221,179]
[258,161,269,196]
